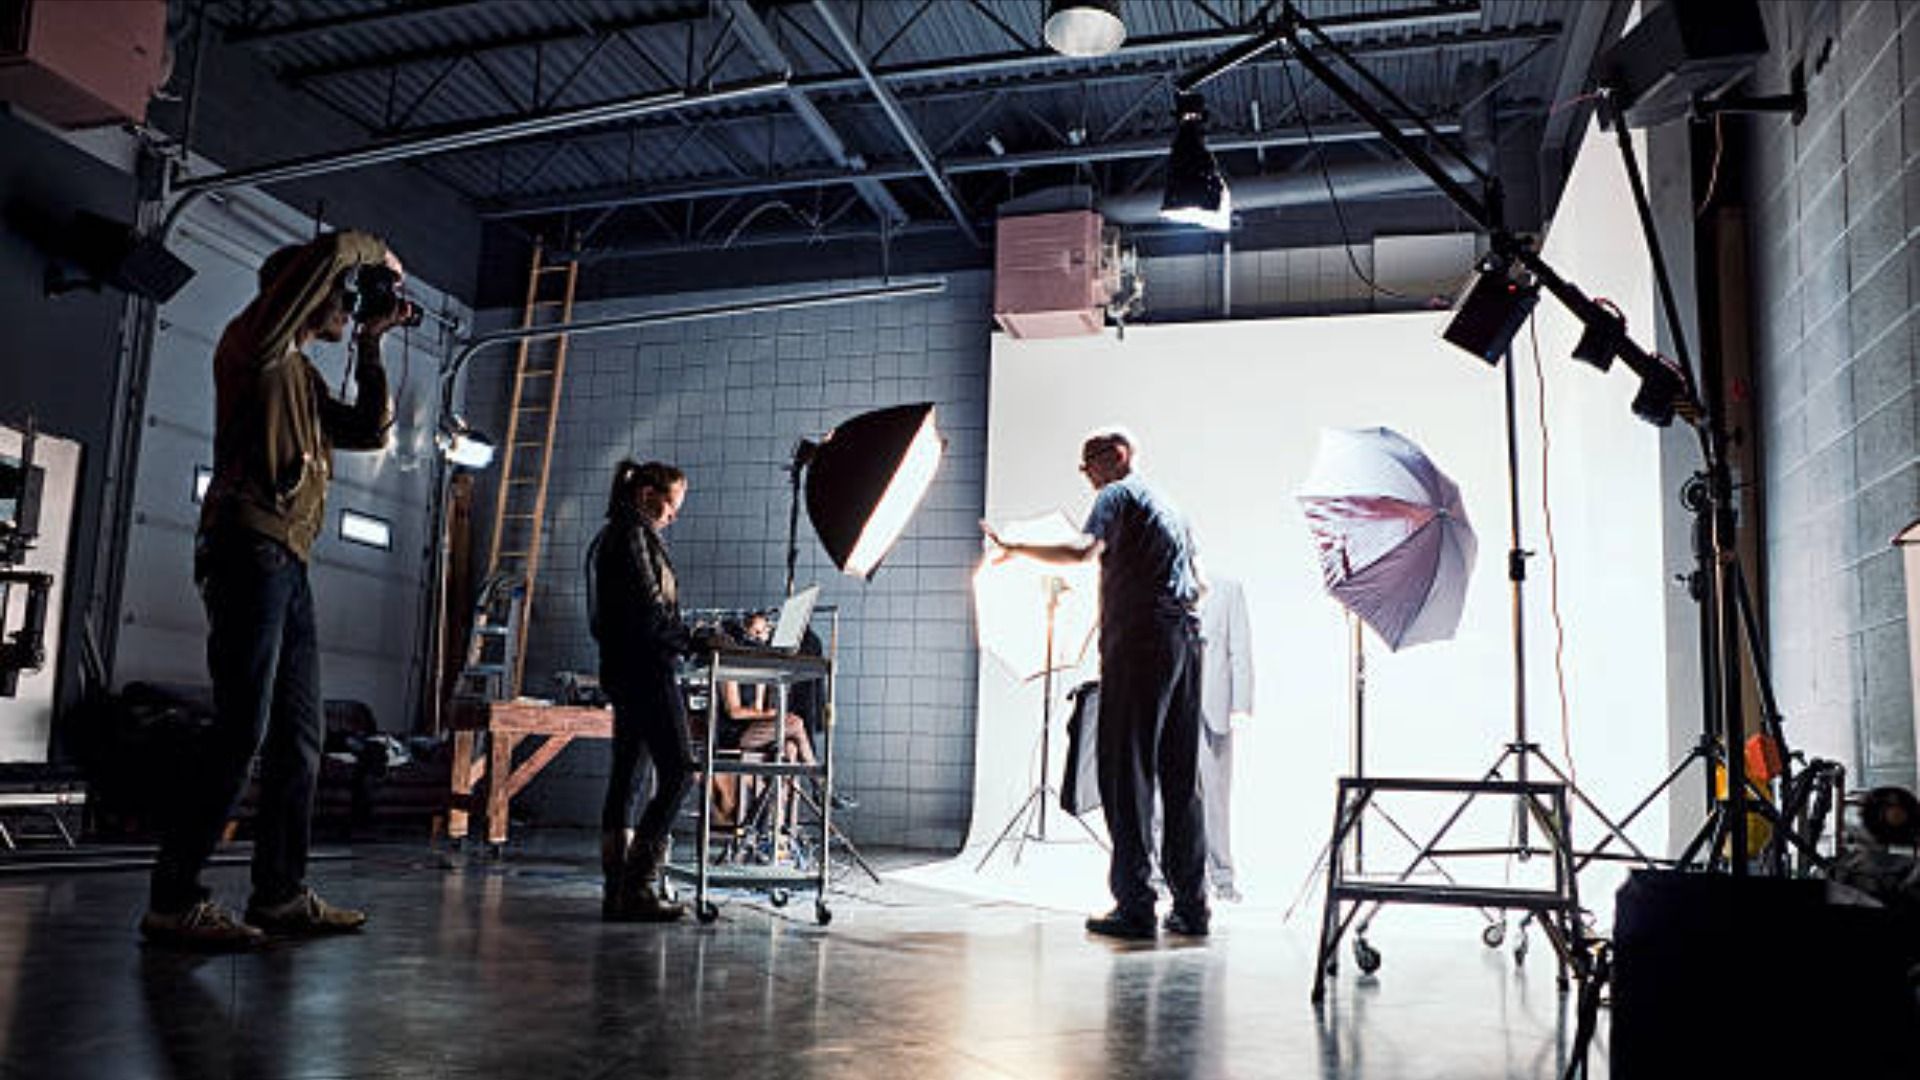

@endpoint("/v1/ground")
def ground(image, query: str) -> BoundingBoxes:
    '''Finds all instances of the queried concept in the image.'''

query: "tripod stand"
[1584,88,1842,879]
[1312,343,1660,955]
[1576,477,1835,877]
[976,575,1106,870]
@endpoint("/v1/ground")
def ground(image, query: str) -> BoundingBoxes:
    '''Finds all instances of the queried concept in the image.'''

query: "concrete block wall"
[463,272,993,849]
[1748,0,1920,788]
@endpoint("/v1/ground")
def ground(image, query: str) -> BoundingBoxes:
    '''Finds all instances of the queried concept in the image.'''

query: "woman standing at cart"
[588,459,696,923]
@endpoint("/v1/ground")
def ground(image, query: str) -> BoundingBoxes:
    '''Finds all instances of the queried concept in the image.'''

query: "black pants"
[1096,616,1205,919]
[602,664,694,854]
[151,531,323,913]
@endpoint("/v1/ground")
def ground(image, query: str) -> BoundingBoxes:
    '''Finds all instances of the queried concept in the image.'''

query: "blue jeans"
[150,531,323,912]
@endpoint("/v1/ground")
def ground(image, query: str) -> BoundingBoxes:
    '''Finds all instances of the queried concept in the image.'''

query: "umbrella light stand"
[976,575,1108,871]
[1341,352,1662,971]
[1341,611,1436,877]
[1283,612,1480,924]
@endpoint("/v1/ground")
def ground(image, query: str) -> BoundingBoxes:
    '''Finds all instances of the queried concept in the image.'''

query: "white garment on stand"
[1198,578,1253,891]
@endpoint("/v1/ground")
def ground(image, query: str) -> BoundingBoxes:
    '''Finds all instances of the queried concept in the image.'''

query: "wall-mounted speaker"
[46,211,194,303]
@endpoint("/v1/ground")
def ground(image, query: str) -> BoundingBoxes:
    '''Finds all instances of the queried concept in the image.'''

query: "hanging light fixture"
[1161,91,1232,230]
[787,403,944,589]
[1044,0,1126,58]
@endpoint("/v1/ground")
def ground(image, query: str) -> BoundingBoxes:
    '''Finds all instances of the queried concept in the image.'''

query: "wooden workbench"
[445,699,611,846]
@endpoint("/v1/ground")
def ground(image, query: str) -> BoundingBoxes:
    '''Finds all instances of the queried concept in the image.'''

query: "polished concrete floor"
[0,841,1603,1079]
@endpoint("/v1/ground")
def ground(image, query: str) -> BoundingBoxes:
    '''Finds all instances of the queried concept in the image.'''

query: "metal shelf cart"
[668,642,836,925]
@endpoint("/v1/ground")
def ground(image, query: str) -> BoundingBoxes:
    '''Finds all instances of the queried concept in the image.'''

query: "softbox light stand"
[975,574,1107,871]
[781,441,882,886]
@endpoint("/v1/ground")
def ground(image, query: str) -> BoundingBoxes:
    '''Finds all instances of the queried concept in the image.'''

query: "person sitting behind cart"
[721,611,862,813]
[720,611,817,766]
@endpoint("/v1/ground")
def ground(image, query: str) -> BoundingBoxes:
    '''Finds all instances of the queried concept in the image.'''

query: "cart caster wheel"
[815,902,832,926]
[1353,937,1382,975]
[1323,958,1339,977]
[697,901,719,924]
[1482,921,1506,948]
[1513,935,1530,967]
[770,889,790,908]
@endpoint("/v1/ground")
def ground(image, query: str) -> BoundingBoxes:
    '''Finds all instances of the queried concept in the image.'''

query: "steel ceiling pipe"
[1095,158,1481,223]
[440,277,947,385]
[168,77,787,198]
[478,121,1462,220]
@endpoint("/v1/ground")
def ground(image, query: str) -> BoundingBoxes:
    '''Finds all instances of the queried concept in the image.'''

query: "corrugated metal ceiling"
[209,0,1595,246]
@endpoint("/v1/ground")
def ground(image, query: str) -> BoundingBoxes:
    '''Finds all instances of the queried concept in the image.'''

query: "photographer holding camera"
[141,230,412,950]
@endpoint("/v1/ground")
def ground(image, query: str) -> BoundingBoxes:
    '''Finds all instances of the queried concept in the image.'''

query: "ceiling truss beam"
[275,4,1525,137]
[724,0,908,227]
[480,118,1465,220]
[812,0,980,245]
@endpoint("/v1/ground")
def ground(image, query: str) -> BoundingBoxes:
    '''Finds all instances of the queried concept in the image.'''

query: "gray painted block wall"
[463,272,993,850]
[1748,0,1920,789]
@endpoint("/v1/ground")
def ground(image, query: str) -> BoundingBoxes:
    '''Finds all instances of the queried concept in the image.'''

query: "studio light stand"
[1566,93,1833,879]
[976,573,1107,870]
[1179,16,1831,1068]
[1188,7,1664,978]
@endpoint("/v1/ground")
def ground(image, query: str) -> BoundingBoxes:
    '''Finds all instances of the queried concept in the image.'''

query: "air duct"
[1099,158,1479,224]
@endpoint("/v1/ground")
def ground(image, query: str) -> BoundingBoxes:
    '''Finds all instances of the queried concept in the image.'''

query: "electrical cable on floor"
[1276,60,1434,307]
[1527,315,1577,788]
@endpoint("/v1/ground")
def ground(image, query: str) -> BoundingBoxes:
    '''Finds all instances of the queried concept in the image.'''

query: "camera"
[341,264,423,329]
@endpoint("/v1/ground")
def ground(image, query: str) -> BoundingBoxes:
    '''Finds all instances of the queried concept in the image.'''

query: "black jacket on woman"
[587,504,691,694]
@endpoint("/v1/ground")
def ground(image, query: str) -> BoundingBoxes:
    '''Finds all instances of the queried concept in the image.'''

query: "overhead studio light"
[793,403,944,582]
[1044,0,1126,58]
[1161,92,1232,230]
[436,416,496,470]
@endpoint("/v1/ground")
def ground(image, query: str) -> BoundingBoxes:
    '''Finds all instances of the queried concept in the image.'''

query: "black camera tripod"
[1574,474,1841,876]
[1571,91,1842,879]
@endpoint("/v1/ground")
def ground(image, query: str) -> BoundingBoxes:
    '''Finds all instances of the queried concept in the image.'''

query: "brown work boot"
[612,840,686,923]
[618,882,687,923]
[601,830,632,920]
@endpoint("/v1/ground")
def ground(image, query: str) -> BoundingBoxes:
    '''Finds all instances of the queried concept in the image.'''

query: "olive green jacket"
[198,230,393,562]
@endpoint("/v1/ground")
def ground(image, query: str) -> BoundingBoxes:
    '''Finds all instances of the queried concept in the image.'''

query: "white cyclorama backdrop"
[971,133,1667,914]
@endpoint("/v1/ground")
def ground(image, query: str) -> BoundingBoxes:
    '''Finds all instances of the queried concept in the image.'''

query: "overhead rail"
[159,77,787,238]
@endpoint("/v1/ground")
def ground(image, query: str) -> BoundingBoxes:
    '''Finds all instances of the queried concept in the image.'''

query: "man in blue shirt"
[984,430,1208,939]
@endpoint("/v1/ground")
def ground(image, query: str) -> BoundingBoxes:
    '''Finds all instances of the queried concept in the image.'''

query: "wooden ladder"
[461,240,578,700]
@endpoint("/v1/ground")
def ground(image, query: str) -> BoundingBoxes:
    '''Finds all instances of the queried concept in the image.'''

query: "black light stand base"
[791,786,882,886]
